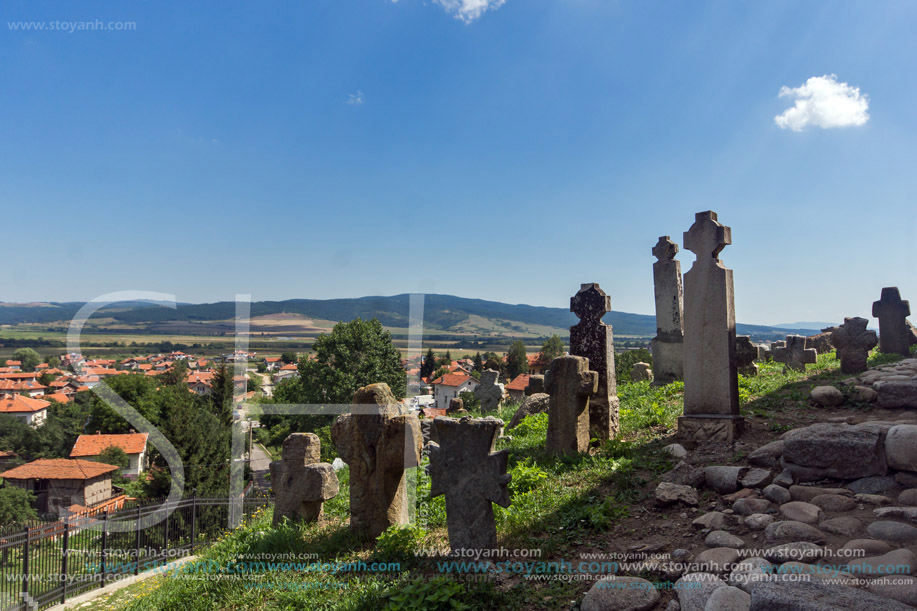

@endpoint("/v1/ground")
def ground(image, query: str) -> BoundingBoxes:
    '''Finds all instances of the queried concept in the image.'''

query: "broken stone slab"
[877,382,917,409]
[781,422,888,481]
[545,355,598,455]
[705,465,747,493]
[885,424,917,471]
[655,482,699,507]
[580,576,661,611]
[749,580,914,611]
[809,386,844,407]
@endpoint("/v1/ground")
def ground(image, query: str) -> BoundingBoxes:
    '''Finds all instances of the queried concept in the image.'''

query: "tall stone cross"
[331,383,422,539]
[773,335,817,373]
[651,236,685,385]
[832,317,878,374]
[474,369,504,414]
[678,211,743,442]
[269,433,339,526]
[545,355,598,455]
[428,417,511,552]
[872,287,911,356]
[570,283,619,441]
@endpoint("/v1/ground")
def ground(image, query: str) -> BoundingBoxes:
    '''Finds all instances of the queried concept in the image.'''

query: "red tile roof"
[506,374,531,391]
[44,393,71,404]
[431,372,475,387]
[422,408,447,419]
[0,395,50,414]
[71,433,149,457]
[0,458,119,480]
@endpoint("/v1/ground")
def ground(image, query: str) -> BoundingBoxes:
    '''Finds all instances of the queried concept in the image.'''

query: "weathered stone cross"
[651,236,685,386]
[428,417,511,552]
[545,355,598,455]
[570,283,619,441]
[832,317,878,374]
[331,383,422,539]
[474,369,504,414]
[872,287,911,356]
[684,211,731,264]
[773,335,817,373]
[269,433,339,525]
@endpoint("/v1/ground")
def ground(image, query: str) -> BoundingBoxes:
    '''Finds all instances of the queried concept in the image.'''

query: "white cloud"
[774,74,869,132]
[346,91,365,106]
[433,0,506,23]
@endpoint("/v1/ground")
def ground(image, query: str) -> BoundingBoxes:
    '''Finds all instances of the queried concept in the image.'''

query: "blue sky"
[1,1,915,326]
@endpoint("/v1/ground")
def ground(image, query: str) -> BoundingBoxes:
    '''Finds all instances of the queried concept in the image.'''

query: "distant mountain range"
[0,295,819,339]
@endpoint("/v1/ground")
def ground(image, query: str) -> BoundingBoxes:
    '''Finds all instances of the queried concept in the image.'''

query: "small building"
[430,372,480,412]
[273,364,299,383]
[0,459,119,516]
[0,450,18,470]
[187,371,215,396]
[528,354,547,376]
[70,432,149,477]
[264,357,282,371]
[0,394,49,427]
[505,373,531,402]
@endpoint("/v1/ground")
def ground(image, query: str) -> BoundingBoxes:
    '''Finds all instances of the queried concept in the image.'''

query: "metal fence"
[0,493,273,611]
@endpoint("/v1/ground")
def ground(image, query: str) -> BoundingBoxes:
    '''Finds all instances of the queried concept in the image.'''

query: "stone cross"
[569,283,619,441]
[832,317,878,374]
[631,362,653,382]
[651,236,685,385]
[331,383,422,539]
[474,369,504,414]
[735,336,758,376]
[773,335,817,372]
[524,375,545,395]
[872,287,911,356]
[428,417,511,552]
[545,355,598,455]
[269,433,339,526]
[679,211,743,442]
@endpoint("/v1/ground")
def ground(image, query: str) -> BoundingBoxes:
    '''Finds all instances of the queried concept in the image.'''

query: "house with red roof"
[187,371,215,396]
[430,372,480,411]
[0,459,120,516]
[70,432,149,477]
[505,373,532,402]
[0,394,50,427]
[273,363,299,383]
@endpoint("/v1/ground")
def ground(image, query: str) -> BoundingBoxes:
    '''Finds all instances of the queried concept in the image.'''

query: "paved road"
[250,442,272,493]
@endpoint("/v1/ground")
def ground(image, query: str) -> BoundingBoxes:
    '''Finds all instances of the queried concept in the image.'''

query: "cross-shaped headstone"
[651,236,685,386]
[269,433,339,525]
[474,369,504,414]
[679,211,742,442]
[872,287,912,357]
[773,335,817,373]
[331,383,422,538]
[428,417,511,552]
[570,283,619,440]
[545,355,598,455]
[735,336,758,376]
[684,211,731,263]
[832,317,878,374]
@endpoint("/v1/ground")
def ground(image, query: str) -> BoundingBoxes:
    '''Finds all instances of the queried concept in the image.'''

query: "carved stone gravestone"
[651,236,685,385]
[631,362,653,382]
[735,336,758,377]
[774,335,817,372]
[474,369,504,414]
[331,383,422,538]
[269,433,339,525]
[873,287,911,357]
[428,417,511,552]
[448,397,464,413]
[545,355,598,455]
[678,211,743,442]
[832,317,878,374]
[525,375,545,395]
[569,283,619,441]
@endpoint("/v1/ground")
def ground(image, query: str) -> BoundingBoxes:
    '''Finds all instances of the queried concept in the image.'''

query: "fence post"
[21,533,29,604]
[134,504,142,576]
[162,501,170,553]
[190,489,197,553]
[100,512,109,585]
[61,522,70,604]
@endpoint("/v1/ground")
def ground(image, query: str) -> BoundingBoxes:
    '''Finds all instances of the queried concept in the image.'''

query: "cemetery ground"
[76,346,917,611]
